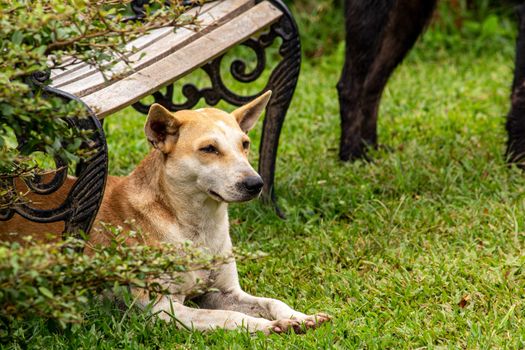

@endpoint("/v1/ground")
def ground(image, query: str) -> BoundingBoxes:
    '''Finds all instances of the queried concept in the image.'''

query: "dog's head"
[144,91,271,203]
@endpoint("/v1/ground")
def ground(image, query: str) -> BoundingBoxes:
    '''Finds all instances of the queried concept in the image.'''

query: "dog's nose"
[240,176,264,195]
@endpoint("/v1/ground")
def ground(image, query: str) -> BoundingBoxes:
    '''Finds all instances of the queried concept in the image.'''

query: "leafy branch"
[0,228,265,329]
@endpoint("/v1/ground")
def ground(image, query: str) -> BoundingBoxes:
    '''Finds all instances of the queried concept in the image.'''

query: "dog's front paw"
[294,313,332,330]
[267,318,302,334]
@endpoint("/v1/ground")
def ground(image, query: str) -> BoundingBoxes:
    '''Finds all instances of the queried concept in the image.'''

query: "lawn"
[10,7,525,350]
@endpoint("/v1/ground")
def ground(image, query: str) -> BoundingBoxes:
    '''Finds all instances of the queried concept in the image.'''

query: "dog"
[0,91,331,334]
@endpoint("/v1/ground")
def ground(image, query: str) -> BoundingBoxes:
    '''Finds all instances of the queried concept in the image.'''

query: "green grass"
[10,15,525,350]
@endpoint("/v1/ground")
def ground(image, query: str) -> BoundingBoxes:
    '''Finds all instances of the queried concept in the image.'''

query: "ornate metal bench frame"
[0,0,300,239]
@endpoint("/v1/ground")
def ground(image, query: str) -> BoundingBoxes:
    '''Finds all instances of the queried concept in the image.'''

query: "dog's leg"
[193,263,331,332]
[337,0,396,161]
[506,4,525,166]
[360,0,437,148]
[148,295,303,334]
[337,0,436,161]
[195,289,331,332]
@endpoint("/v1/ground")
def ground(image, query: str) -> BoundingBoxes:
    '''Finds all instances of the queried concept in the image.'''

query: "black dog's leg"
[337,0,436,161]
[360,0,437,147]
[337,0,395,161]
[506,4,525,166]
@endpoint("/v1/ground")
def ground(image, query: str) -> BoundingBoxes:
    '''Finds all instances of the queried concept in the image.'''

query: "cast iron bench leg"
[258,0,301,217]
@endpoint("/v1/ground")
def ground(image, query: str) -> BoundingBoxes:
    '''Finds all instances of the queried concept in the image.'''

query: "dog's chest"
[164,217,231,255]
[154,207,233,297]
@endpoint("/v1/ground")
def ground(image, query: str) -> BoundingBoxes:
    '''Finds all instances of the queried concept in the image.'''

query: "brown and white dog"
[0,91,331,334]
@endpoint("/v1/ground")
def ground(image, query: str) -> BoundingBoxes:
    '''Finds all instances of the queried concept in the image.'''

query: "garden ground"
[12,7,525,349]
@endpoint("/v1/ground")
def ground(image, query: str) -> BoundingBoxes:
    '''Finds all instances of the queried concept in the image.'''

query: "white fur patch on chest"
[163,217,231,254]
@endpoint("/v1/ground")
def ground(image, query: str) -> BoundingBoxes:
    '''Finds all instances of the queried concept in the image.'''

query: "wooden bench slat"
[80,1,282,118]
[50,1,224,83]
[49,26,175,81]
[51,0,253,95]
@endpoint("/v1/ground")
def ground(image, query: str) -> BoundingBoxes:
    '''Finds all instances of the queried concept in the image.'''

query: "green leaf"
[38,287,53,298]
[481,15,500,36]
[0,103,14,116]
[11,31,23,46]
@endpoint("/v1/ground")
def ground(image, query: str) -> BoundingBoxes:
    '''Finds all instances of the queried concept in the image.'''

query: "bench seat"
[50,0,283,118]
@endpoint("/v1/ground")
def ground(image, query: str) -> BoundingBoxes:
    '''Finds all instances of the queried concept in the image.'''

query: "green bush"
[0,227,264,339]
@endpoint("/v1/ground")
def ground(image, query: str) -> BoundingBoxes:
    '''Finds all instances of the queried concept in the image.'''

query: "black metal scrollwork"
[0,72,108,239]
[132,23,277,113]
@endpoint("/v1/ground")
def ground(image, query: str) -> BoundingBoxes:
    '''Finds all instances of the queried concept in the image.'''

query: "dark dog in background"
[507,3,525,165]
[337,0,525,166]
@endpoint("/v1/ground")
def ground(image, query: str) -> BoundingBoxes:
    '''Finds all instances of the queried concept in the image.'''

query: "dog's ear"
[144,103,181,153]
[232,90,272,132]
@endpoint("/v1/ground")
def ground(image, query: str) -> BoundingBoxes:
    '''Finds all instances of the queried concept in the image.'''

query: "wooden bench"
[2,0,300,237]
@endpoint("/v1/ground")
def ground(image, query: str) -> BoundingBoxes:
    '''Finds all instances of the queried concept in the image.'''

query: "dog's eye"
[242,141,250,150]
[199,145,219,154]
